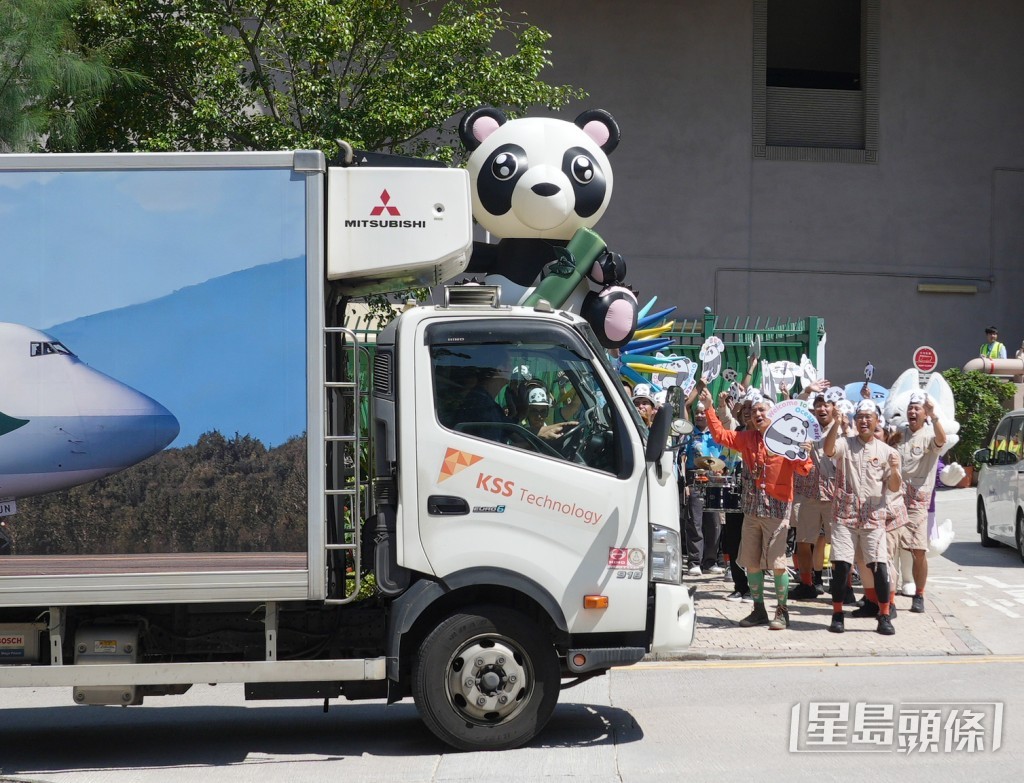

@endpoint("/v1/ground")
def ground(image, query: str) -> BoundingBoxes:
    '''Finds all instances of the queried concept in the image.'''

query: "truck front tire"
[412,605,559,751]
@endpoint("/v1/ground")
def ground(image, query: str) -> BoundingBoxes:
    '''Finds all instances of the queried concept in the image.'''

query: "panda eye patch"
[571,155,595,184]
[492,152,519,181]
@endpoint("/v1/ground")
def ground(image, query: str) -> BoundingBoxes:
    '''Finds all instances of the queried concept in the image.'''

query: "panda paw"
[586,250,627,286]
[582,285,638,349]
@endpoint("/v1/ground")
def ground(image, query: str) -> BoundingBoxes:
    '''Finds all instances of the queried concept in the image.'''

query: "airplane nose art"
[71,363,181,466]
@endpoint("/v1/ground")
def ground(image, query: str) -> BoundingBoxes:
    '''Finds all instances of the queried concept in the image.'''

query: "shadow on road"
[941,541,1024,570]
[0,699,642,774]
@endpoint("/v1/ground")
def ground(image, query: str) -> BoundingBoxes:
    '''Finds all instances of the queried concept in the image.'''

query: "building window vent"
[753,0,879,163]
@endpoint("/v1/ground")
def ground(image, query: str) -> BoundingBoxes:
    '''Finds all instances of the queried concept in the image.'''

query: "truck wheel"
[412,606,559,751]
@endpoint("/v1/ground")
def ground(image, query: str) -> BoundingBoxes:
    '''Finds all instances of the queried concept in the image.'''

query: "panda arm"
[465,240,499,274]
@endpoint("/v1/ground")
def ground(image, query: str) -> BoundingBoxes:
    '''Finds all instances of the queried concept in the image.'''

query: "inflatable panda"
[457,106,638,349]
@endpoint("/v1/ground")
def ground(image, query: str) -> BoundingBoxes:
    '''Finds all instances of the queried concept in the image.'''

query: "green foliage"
[0,0,134,151]
[940,368,1017,467]
[8,431,308,555]
[65,0,583,156]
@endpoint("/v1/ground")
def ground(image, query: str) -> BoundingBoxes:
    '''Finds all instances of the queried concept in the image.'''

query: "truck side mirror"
[645,405,673,464]
[664,386,692,437]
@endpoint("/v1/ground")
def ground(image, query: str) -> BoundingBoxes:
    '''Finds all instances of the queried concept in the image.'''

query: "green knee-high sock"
[774,571,791,607]
[748,571,765,604]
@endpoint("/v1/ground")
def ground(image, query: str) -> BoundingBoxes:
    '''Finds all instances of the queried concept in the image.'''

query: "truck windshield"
[574,321,649,438]
[427,320,630,476]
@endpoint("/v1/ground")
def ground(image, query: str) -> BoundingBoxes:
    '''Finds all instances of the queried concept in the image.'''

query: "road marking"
[962,599,978,607]
[980,599,1020,618]
[976,575,1023,589]
[631,656,1024,672]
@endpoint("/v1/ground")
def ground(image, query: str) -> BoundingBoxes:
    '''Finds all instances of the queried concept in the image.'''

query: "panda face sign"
[764,413,810,461]
[460,108,619,240]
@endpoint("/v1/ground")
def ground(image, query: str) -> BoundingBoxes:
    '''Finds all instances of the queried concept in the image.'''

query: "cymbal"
[695,456,726,473]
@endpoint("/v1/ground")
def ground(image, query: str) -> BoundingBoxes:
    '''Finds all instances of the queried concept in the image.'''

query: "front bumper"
[650,582,697,652]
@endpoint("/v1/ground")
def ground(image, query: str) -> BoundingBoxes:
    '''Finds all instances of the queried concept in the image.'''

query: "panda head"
[460,107,619,240]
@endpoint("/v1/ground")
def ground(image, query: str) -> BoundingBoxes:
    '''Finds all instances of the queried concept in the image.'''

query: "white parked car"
[975,408,1024,562]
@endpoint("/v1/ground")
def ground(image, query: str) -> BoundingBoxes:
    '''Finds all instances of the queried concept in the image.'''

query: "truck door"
[411,317,649,634]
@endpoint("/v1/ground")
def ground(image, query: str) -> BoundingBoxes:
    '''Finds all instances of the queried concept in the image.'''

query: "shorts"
[737,514,790,571]
[795,498,833,544]
[899,506,929,551]
[886,528,901,570]
[830,523,888,565]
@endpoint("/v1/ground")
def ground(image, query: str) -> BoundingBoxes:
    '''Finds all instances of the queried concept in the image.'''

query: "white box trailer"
[0,150,694,750]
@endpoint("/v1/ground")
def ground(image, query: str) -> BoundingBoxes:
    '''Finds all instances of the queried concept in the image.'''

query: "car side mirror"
[974,447,991,465]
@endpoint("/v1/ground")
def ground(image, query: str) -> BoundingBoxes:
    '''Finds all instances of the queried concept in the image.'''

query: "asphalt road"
[2,486,1022,782]
[925,486,1024,655]
[1,656,1020,782]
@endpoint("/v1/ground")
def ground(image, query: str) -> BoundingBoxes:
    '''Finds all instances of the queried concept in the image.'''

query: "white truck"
[0,149,694,751]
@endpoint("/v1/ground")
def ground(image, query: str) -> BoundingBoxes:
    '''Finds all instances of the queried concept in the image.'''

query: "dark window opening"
[767,0,861,91]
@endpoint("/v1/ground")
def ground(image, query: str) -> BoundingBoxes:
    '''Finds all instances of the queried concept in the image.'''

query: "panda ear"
[460,107,508,151]
[574,109,620,154]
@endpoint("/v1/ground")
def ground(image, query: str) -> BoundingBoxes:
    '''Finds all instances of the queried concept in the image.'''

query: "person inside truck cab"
[521,385,578,441]
[453,355,517,442]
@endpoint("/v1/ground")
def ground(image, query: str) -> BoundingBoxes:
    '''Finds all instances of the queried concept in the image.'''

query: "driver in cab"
[522,386,578,441]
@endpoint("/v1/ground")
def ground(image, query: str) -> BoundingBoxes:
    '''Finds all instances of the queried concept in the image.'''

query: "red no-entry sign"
[913,346,938,373]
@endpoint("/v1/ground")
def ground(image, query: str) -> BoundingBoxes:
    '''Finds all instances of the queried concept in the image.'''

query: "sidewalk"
[651,563,990,662]
[650,487,993,661]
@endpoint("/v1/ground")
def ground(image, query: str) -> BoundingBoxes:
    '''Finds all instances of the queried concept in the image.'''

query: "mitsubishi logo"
[370,190,400,216]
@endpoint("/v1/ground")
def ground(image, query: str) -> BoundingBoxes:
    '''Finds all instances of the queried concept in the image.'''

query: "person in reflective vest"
[980,326,1006,359]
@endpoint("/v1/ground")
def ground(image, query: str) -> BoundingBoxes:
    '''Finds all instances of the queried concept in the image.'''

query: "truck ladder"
[322,326,372,604]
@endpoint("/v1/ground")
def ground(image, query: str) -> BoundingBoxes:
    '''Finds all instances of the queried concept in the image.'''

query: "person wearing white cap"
[521,385,578,441]
[631,383,657,426]
[823,399,902,635]
[891,390,946,613]
[788,390,837,600]
[699,387,813,631]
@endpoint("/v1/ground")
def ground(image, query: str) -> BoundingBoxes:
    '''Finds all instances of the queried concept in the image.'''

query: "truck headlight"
[650,524,682,584]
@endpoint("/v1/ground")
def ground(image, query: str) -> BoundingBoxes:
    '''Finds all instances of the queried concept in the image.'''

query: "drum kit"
[691,456,742,511]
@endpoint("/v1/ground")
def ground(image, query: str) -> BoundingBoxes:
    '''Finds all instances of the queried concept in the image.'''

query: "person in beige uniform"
[823,400,902,635]
[892,390,946,613]
[789,391,837,600]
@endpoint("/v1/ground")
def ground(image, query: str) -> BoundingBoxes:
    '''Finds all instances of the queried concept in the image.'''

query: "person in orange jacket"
[700,387,813,631]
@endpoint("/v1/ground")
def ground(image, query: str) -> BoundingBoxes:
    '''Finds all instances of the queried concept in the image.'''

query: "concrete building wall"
[504,0,1024,385]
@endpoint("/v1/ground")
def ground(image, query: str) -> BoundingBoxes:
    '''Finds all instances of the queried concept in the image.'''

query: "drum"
[686,470,711,505]
[719,472,742,511]
[702,474,736,510]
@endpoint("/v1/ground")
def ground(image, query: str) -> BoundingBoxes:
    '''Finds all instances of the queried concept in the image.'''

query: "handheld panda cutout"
[458,107,638,348]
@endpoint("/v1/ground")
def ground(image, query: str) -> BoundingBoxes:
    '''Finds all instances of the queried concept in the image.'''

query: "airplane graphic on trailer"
[0,323,180,511]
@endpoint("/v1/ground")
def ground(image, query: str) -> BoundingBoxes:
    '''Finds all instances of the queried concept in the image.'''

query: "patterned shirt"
[793,440,835,502]
[832,435,900,529]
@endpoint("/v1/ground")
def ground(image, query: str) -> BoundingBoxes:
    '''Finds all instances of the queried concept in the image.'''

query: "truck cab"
[346,286,695,748]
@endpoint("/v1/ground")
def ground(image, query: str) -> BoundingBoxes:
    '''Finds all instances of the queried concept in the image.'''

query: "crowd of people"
[638,356,947,636]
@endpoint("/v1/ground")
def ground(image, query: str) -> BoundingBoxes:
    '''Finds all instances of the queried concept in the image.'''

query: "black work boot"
[829,612,845,633]
[876,614,896,635]
[850,599,879,618]
[739,602,770,627]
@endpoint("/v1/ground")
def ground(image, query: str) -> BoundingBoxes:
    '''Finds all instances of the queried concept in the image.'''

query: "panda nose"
[531,183,560,197]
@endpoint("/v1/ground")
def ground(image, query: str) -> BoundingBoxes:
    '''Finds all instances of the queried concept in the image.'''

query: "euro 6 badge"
[609,547,645,580]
